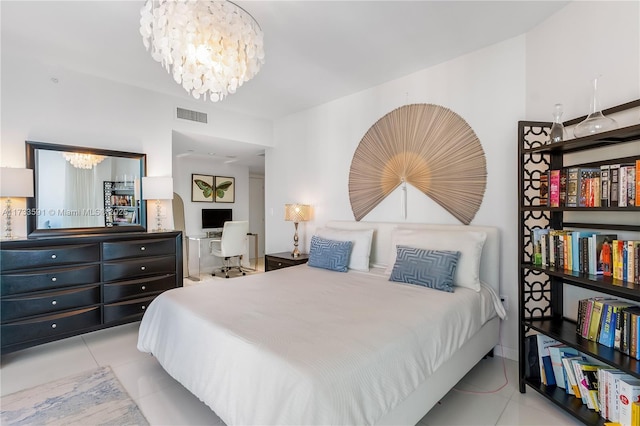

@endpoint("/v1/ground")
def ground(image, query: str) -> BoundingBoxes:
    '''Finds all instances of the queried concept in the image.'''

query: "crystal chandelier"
[139,0,265,102]
[62,153,106,169]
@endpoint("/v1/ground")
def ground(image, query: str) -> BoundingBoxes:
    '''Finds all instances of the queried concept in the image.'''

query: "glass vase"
[573,77,618,138]
[549,103,564,143]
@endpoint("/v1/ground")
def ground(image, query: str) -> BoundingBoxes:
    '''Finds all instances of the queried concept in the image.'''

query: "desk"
[187,233,259,280]
[186,235,216,281]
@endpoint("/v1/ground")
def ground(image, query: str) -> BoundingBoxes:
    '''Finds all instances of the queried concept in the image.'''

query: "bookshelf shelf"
[523,378,605,426]
[518,99,640,425]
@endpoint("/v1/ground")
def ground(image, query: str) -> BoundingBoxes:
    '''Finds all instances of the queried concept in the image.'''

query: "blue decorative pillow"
[308,235,353,272]
[389,246,460,292]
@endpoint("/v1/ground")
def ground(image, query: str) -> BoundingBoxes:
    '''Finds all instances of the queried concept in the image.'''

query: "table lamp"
[284,203,311,257]
[0,167,34,239]
[142,176,174,232]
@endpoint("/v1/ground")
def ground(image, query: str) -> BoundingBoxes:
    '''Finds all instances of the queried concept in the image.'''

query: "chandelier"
[62,153,106,170]
[139,0,265,102]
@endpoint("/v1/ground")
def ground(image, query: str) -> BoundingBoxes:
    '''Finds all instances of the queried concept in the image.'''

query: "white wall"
[267,36,526,358]
[1,51,272,238]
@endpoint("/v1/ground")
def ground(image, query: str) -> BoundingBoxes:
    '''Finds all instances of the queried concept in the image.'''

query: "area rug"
[1,366,148,425]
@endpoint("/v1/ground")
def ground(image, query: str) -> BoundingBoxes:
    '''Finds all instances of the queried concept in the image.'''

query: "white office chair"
[210,220,249,278]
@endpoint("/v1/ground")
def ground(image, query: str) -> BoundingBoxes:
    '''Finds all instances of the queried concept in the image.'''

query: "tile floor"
[1,261,583,425]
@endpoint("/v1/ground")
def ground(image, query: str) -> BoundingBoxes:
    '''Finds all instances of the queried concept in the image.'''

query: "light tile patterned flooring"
[1,260,582,425]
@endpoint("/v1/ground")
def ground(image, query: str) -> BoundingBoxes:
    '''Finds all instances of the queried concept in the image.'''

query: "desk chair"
[210,220,249,278]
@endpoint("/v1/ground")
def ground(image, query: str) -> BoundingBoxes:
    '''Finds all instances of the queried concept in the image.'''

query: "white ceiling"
[1,1,568,174]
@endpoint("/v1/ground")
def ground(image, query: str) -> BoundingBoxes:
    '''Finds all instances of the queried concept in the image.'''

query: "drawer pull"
[52,300,57,305]
[51,254,57,259]
[140,246,146,251]
[51,323,57,329]
[141,305,146,310]
[141,266,146,271]
[141,285,146,290]
[51,277,57,282]
[278,262,282,266]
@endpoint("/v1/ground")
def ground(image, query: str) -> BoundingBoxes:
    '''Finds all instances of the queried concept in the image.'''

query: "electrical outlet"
[500,295,509,311]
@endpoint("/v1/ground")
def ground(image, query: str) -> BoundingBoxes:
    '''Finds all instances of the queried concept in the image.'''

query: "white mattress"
[137,264,503,425]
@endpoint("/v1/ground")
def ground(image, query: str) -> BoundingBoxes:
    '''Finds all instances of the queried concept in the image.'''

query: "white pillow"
[384,228,487,291]
[315,227,374,271]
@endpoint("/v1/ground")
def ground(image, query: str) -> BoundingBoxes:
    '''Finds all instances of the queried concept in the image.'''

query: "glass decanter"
[549,103,564,143]
[573,76,618,138]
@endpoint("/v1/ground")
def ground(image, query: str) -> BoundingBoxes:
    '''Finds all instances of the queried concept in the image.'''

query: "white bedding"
[138,264,504,425]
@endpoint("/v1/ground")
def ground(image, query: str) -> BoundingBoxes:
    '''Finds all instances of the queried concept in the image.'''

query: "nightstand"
[265,252,309,271]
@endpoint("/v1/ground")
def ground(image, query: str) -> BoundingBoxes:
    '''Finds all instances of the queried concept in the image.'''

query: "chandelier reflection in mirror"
[62,153,106,169]
[140,0,265,102]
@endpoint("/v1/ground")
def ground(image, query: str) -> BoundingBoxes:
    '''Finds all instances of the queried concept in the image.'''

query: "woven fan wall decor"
[348,103,486,225]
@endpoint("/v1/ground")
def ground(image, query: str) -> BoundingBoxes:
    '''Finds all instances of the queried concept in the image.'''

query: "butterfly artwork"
[191,174,235,203]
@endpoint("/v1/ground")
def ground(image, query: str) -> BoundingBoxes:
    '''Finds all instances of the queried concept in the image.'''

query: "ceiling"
[1,1,568,174]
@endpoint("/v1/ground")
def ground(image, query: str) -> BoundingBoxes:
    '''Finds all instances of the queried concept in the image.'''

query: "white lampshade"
[0,168,34,198]
[142,177,174,200]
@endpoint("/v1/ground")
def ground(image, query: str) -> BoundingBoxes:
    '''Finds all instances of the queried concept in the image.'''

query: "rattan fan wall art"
[348,103,486,225]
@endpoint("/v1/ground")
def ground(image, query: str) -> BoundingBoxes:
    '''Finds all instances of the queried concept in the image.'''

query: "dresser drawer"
[104,295,156,323]
[1,244,100,272]
[103,256,176,282]
[103,274,176,303]
[1,306,101,347]
[1,264,100,296]
[1,285,100,322]
[103,238,176,261]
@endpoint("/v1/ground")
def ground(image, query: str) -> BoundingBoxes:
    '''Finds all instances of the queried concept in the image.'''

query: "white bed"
[138,221,505,425]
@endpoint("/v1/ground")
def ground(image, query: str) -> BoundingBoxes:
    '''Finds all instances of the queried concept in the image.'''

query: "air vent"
[176,107,208,124]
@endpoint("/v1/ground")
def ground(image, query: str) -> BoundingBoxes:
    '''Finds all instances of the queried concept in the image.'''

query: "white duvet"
[137,264,504,425]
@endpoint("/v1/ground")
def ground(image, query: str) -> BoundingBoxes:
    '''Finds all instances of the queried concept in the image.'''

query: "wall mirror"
[26,141,147,237]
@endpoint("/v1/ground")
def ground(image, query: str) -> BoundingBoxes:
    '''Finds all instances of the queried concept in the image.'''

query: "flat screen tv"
[201,208,232,229]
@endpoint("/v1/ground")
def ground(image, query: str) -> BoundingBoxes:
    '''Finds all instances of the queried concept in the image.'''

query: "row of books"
[109,194,135,207]
[527,333,640,425]
[531,228,639,283]
[539,160,640,208]
[576,298,640,355]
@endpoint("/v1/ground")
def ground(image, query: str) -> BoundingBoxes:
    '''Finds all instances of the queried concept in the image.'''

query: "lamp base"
[291,248,300,258]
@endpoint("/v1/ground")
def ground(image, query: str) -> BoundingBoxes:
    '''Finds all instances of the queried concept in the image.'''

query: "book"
[601,164,611,207]
[566,167,579,207]
[524,334,541,381]
[549,169,561,207]
[618,377,640,426]
[600,300,617,347]
[559,168,568,207]
[614,240,625,281]
[611,164,621,207]
[597,234,618,276]
[539,171,549,206]
[562,355,586,398]
[628,166,636,207]
[579,168,601,207]
[620,164,630,207]
[580,363,602,411]
[629,241,637,284]
[590,298,613,341]
[536,334,561,385]
[609,372,635,422]
[610,302,636,350]
[549,345,578,390]
[636,159,640,207]
[572,359,590,405]
[531,228,548,266]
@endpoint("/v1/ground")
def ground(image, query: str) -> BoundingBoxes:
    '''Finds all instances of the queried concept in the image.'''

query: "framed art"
[214,176,235,203]
[192,174,214,202]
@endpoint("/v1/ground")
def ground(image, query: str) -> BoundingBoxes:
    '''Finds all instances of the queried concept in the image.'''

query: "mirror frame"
[26,141,147,238]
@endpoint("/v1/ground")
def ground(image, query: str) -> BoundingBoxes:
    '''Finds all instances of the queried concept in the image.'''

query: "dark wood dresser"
[0,231,182,355]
